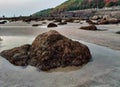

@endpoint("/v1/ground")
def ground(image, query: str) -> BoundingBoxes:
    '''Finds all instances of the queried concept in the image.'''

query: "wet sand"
[0,21,120,87]
[0,21,120,50]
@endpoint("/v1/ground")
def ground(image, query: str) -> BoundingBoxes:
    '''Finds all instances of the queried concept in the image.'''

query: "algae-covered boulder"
[0,30,91,71]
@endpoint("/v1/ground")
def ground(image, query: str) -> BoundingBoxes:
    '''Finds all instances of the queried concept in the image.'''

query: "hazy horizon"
[0,0,67,17]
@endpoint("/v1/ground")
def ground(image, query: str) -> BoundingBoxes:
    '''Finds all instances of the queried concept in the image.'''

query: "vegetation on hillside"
[33,0,120,17]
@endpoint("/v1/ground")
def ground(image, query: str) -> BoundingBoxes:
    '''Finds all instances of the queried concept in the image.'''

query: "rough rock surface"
[0,30,91,71]
[0,44,31,66]
[80,25,97,30]
[47,23,57,28]
[99,18,119,24]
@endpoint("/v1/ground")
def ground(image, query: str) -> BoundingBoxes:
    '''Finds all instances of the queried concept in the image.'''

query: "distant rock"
[80,25,97,31]
[0,30,91,71]
[32,24,42,27]
[58,22,67,25]
[86,20,98,25]
[116,31,120,34]
[0,21,7,24]
[0,37,2,41]
[99,18,119,24]
[47,23,57,28]
[54,19,62,22]
[64,19,74,23]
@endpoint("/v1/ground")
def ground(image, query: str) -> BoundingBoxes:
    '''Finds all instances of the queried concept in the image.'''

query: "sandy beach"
[0,21,120,87]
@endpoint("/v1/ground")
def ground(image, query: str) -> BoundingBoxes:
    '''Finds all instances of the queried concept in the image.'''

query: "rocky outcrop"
[0,30,91,71]
[80,25,97,31]
[47,23,57,28]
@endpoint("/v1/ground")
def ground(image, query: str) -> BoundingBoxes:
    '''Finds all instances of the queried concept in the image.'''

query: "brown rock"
[86,20,98,25]
[29,30,91,70]
[0,44,31,66]
[80,25,97,31]
[99,18,119,24]
[47,23,57,28]
[58,22,67,25]
[0,30,91,71]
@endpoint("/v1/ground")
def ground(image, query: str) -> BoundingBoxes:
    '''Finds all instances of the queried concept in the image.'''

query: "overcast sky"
[0,0,67,17]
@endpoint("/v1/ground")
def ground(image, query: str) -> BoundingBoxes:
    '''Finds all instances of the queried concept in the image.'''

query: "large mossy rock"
[0,30,91,71]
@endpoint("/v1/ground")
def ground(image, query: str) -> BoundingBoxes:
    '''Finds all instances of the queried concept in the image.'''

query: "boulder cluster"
[0,30,91,71]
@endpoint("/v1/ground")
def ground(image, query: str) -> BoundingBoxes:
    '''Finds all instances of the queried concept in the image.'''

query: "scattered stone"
[0,30,91,71]
[64,19,74,23]
[80,25,97,30]
[0,21,7,24]
[32,24,42,27]
[116,31,120,34]
[54,19,62,22]
[86,20,98,25]
[99,18,119,24]
[0,37,3,41]
[47,23,57,28]
[42,22,47,24]
[58,22,67,25]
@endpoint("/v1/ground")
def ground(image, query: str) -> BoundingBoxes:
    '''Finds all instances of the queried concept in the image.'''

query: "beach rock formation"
[0,30,91,71]
[80,25,97,31]
[47,23,57,28]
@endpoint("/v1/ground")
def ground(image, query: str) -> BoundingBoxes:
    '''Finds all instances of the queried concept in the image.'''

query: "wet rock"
[0,21,7,24]
[0,30,91,71]
[47,23,57,28]
[29,30,91,70]
[64,19,74,23]
[0,44,31,66]
[58,22,67,25]
[99,18,119,24]
[80,25,97,31]
[0,37,2,41]
[32,24,42,27]
[116,31,120,34]
[54,19,62,22]
[86,20,98,25]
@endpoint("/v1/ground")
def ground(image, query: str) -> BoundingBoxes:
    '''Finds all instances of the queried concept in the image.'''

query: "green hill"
[33,0,120,17]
